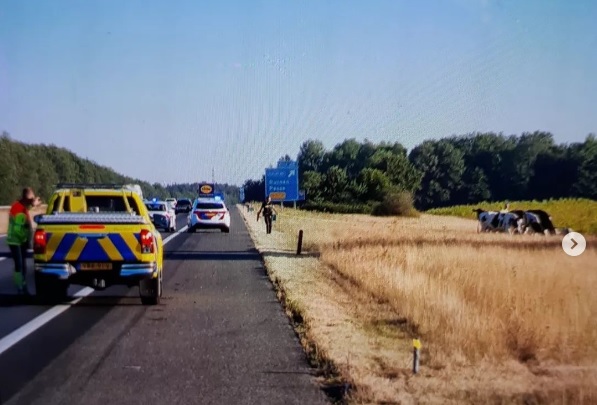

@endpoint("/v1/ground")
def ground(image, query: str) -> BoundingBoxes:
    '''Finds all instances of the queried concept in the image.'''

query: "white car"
[187,197,230,233]
[145,199,177,232]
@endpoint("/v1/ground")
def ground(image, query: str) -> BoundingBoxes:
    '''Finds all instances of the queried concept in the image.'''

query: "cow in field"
[473,208,500,233]
[473,208,530,234]
[500,210,527,234]
[523,210,556,235]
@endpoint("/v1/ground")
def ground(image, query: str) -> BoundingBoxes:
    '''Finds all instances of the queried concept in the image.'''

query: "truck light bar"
[55,183,141,190]
[36,213,148,224]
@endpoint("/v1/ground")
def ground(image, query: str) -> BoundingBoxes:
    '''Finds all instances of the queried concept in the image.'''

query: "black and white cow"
[473,208,527,234]
[490,210,527,234]
[523,210,556,235]
[473,208,500,233]
[502,210,528,234]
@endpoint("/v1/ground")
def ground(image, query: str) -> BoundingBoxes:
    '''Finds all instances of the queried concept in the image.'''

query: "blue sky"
[1,0,595,186]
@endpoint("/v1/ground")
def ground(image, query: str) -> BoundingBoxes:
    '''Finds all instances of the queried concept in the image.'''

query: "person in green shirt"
[6,187,41,295]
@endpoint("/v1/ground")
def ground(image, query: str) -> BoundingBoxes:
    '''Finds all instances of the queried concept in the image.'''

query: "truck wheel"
[139,272,161,305]
[35,273,68,303]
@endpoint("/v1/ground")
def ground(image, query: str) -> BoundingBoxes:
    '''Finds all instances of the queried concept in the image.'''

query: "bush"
[372,191,418,217]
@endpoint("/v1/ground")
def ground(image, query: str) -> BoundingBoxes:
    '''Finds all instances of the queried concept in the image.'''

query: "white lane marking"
[0,257,6,263]
[163,226,188,244]
[0,288,94,356]
[0,225,188,356]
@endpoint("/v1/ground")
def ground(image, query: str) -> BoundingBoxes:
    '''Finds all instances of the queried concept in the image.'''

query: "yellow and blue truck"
[32,184,164,305]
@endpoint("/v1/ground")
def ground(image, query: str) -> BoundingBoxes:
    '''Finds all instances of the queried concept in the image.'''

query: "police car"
[187,196,230,233]
[145,198,177,232]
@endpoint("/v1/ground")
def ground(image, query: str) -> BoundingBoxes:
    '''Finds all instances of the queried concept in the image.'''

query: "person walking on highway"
[6,187,41,295]
[256,195,277,234]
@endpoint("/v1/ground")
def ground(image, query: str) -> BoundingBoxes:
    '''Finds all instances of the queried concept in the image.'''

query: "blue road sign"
[239,187,245,202]
[277,160,298,169]
[265,162,299,201]
[298,189,306,201]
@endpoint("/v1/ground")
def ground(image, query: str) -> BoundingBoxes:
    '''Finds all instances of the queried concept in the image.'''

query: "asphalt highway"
[0,208,328,405]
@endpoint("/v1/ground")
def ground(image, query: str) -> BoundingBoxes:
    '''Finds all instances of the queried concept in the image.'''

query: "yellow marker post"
[412,338,421,374]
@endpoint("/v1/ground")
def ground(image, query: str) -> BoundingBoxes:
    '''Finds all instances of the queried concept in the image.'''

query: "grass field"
[426,198,597,235]
[0,205,48,234]
[241,203,597,404]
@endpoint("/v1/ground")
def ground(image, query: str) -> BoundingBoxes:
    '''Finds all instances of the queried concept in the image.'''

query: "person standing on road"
[256,195,277,234]
[6,187,41,295]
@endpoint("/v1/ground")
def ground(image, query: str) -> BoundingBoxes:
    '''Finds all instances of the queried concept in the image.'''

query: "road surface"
[0,208,328,405]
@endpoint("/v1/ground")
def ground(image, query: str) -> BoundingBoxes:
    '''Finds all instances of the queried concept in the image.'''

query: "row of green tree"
[241,131,596,210]
[0,132,239,205]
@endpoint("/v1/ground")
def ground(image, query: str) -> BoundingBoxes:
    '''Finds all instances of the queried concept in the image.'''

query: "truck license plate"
[80,263,113,270]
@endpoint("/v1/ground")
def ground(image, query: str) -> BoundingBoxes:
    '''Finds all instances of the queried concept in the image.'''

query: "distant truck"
[32,183,164,305]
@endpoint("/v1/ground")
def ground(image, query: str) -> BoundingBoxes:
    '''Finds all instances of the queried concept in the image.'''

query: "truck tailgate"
[36,213,150,263]
[45,229,142,262]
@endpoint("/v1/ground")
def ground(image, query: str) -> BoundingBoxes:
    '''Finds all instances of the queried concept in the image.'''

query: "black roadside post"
[297,230,303,255]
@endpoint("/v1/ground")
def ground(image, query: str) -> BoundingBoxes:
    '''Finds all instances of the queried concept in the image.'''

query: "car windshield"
[195,202,224,210]
[146,203,166,211]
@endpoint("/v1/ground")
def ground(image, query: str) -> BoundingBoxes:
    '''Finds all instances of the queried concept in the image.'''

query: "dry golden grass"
[0,205,47,234]
[241,203,597,404]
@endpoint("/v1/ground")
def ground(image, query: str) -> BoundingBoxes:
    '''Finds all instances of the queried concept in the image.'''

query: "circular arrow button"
[562,232,587,257]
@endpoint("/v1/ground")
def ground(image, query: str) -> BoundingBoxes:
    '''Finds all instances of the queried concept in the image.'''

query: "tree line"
[0,132,239,205]
[241,131,597,211]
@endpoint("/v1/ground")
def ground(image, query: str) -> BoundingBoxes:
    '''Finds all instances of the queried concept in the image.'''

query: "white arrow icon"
[288,170,295,177]
[562,232,586,257]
